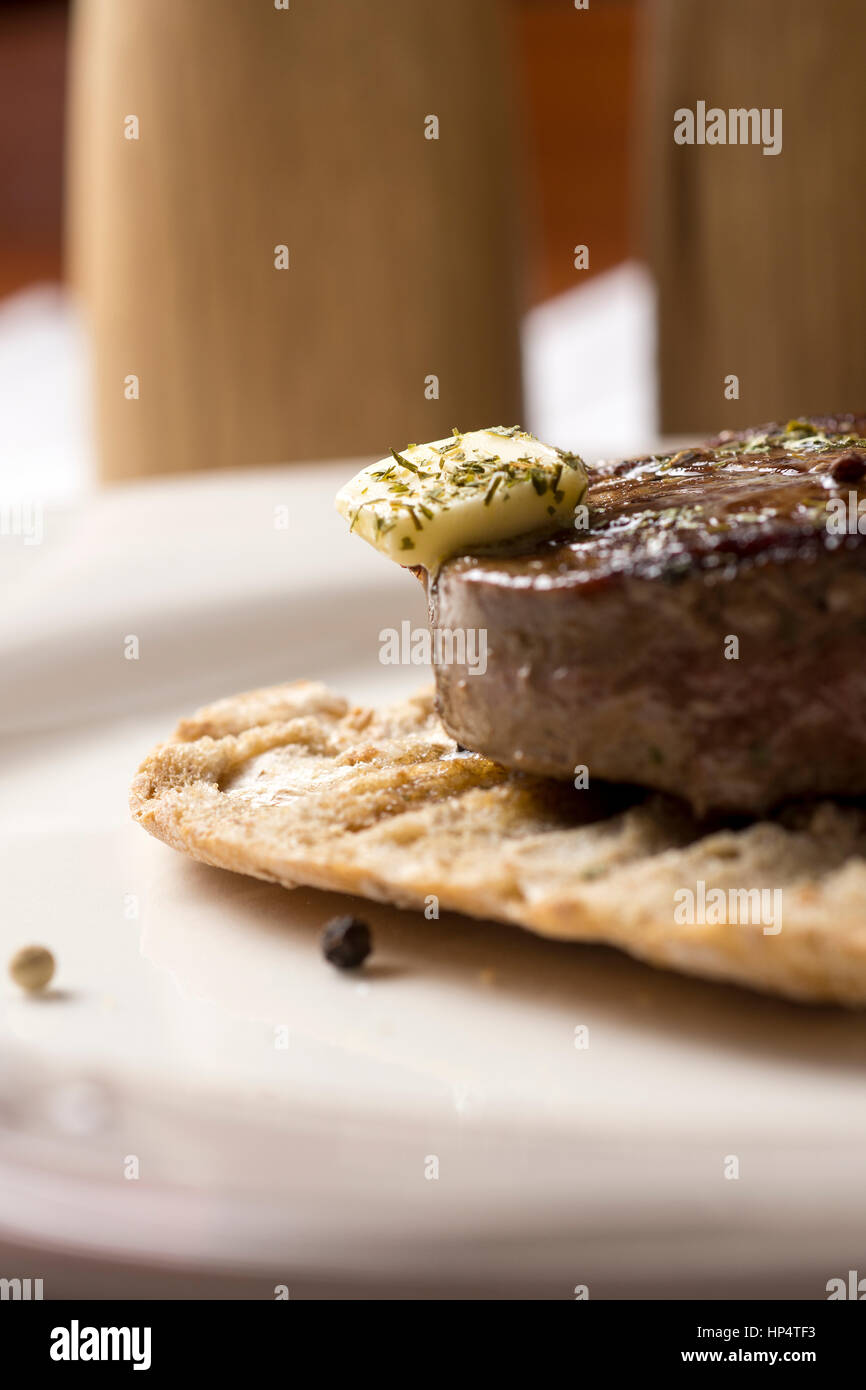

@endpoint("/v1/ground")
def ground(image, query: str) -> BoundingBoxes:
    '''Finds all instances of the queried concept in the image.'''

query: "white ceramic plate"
[1,462,865,1298]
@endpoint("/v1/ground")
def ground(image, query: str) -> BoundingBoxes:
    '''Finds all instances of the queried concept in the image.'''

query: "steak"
[426,416,866,814]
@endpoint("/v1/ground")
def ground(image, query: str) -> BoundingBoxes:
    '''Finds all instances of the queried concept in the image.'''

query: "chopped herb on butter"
[336,427,587,569]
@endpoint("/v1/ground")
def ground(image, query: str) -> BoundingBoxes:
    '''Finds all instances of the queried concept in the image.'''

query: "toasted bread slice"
[130,681,866,1006]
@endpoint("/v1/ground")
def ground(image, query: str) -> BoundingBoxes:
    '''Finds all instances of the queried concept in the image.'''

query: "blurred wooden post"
[645,0,866,433]
[67,0,523,480]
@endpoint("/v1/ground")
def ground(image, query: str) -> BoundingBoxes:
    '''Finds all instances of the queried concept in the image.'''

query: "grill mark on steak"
[426,416,866,815]
[441,415,866,592]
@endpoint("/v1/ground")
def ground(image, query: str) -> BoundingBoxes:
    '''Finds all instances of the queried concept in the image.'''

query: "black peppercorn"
[321,916,372,970]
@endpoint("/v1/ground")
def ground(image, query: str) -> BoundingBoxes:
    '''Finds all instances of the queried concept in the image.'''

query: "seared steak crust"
[428,417,866,814]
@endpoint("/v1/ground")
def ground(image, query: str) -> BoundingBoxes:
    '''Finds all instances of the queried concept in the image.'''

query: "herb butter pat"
[335,426,587,569]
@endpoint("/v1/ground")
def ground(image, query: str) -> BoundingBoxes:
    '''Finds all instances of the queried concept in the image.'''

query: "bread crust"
[130,680,866,1006]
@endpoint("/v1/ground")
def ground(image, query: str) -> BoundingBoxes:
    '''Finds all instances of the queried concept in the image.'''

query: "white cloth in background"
[523,261,657,459]
[0,286,93,503]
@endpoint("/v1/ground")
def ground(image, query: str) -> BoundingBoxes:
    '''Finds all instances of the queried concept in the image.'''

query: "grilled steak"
[426,416,866,814]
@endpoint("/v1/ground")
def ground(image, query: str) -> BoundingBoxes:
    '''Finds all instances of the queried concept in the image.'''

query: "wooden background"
[1,0,865,462]
[0,0,640,307]
[66,0,527,477]
[0,0,67,299]
[647,0,866,432]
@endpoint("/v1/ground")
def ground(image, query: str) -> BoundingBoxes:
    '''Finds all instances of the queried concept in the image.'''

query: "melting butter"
[335,427,587,569]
